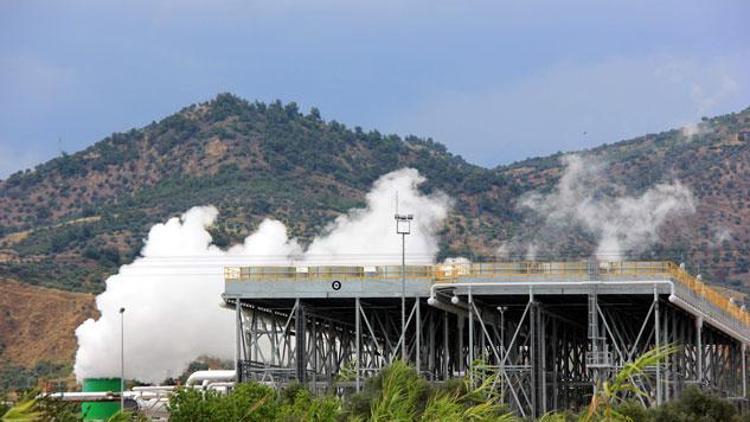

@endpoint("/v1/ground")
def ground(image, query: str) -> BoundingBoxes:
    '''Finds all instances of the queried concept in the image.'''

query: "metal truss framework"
[230,288,749,418]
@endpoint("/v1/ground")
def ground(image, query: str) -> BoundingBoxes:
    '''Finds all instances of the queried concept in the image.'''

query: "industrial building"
[224,260,750,418]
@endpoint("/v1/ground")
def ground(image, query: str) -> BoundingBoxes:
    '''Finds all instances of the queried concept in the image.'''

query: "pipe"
[427,294,502,328]
[185,370,236,387]
[43,392,120,402]
[430,280,675,298]
[205,382,235,392]
[45,380,236,404]
[427,296,469,318]
[131,386,176,392]
[429,280,750,344]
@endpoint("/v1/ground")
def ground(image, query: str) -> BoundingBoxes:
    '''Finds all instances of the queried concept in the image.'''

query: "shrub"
[649,386,741,422]
[168,381,341,422]
[277,384,340,421]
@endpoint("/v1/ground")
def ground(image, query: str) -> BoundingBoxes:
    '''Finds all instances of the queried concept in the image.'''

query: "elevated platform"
[225,261,749,341]
[223,261,750,417]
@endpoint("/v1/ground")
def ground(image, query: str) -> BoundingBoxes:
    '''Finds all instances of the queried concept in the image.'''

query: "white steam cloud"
[74,168,450,383]
[305,168,449,264]
[513,154,696,260]
[680,122,710,139]
[710,226,733,248]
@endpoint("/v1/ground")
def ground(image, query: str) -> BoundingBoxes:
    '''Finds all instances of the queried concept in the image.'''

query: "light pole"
[119,307,125,412]
[395,213,413,361]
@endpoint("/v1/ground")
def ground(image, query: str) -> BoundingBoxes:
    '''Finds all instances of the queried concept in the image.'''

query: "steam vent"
[224,260,750,418]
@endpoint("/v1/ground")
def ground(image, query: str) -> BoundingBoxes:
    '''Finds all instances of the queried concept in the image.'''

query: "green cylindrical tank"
[81,378,122,421]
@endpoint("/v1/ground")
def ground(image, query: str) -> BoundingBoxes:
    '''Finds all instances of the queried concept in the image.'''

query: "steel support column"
[295,299,306,384]
[654,288,662,406]
[468,288,474,384]
[416,296,421,374]
[355,297,361,392]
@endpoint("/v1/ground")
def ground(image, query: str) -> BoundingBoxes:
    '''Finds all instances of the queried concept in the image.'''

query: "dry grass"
[0,278,97,367]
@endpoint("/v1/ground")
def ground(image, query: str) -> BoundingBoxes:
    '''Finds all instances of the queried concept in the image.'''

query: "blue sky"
[1,0,748,177]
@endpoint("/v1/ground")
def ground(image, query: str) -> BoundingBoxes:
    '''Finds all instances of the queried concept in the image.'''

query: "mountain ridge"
[1,94,749,294]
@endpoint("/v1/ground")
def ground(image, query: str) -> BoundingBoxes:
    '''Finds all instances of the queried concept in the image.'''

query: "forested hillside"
[0,94,518,293]
[1,93,749,296]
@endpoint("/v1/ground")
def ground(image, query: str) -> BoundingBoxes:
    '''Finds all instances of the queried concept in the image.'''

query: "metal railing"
[585,350,614,369]
[431,260,674,280]
[225,261,669,281]
[224,265,434,281]
[664,262,750,326]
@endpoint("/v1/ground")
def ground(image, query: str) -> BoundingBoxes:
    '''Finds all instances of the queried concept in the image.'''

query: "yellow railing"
[665,262,750,326]
[224,265,435,281]
[432,261,587,280]
[431,260,672,280]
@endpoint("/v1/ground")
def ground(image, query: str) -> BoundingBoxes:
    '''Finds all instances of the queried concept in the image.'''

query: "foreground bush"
[643,386,747,422]
[167,361,513,421]
[5,358,750,421]
[168,381,341,422]
[340,360,513,421]
[169,382,279,421]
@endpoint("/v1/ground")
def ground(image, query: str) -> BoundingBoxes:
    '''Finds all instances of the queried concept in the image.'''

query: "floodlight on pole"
[119,307,125,411]
[395,213,413,361]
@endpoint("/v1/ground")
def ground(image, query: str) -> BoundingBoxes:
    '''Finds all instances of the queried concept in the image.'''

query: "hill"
[2,94,749,294]
[0,278,96,392]
[0,94,749,382]
[0,94,519,293]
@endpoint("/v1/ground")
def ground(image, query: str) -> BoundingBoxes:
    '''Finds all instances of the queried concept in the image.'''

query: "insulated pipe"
[427,294,500,328]
[205,382,235,392]
[428,280,750,345]
[427,295,469,318]
[45,390,172,402]
[44,392,120,402]
[185,370,236,387]
[131,386,176,392]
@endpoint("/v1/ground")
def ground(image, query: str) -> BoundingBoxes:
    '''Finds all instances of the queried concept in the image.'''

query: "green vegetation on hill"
[1,94,749,294]
[0,361,69,393]
[0,94,516,292]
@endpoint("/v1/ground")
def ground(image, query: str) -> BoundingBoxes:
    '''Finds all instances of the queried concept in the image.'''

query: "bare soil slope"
[0,279,97,367]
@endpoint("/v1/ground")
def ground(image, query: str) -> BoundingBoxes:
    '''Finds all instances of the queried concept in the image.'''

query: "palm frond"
[1,399,42,422]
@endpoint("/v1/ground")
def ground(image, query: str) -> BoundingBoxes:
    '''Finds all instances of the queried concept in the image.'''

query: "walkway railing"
[431,260,670,279]
[665,262,749,326]
[224,265,434,281]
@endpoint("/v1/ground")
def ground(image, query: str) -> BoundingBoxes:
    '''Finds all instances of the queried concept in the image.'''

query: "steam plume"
[74,168,450,383]
[510,154,696,260]
[305,168,450,264]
